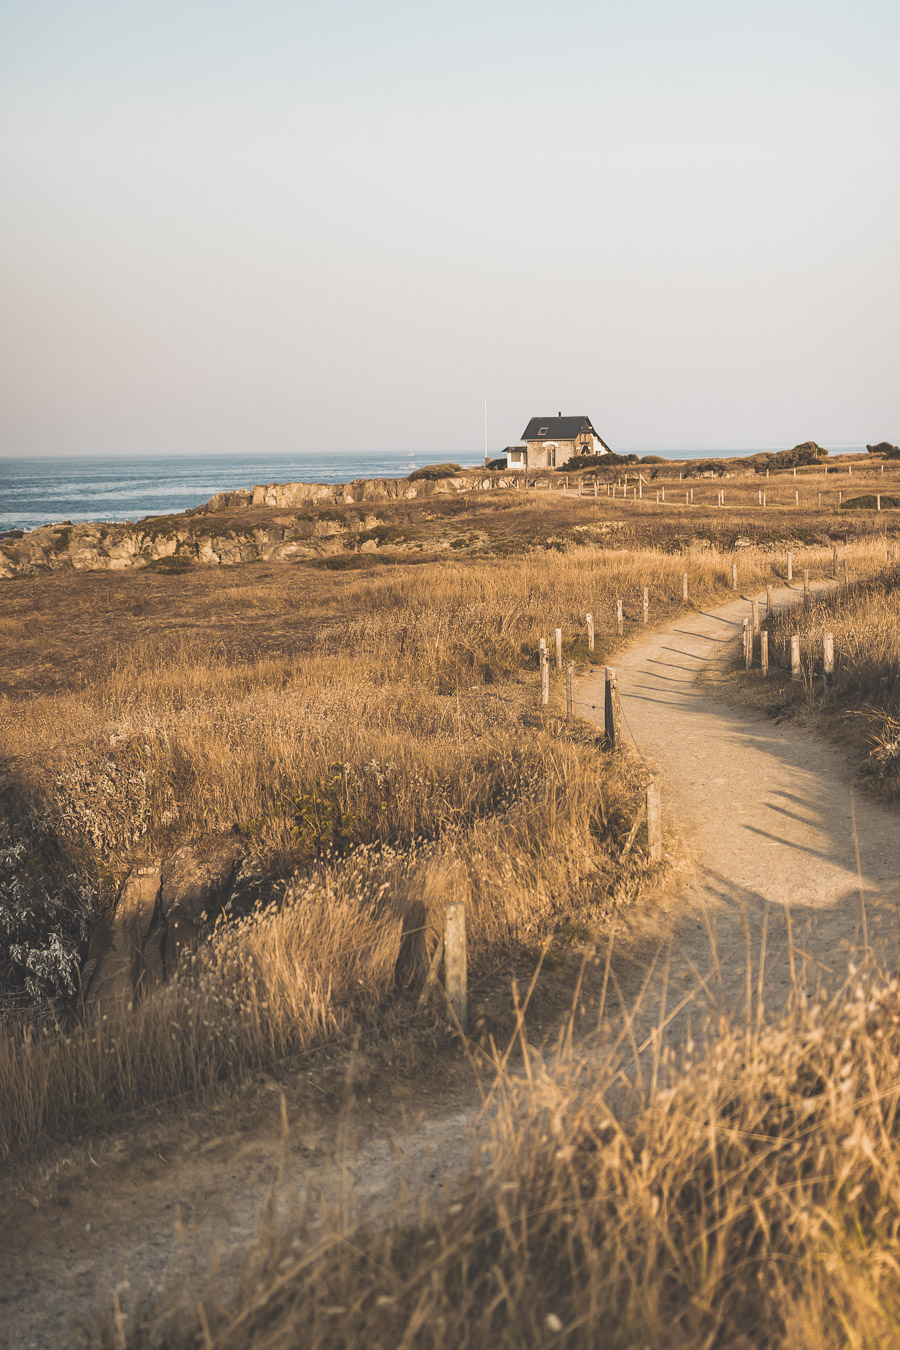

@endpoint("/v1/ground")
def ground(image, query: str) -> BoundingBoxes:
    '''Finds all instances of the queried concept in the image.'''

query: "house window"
[538,426,549,435]
[549,448,556,467]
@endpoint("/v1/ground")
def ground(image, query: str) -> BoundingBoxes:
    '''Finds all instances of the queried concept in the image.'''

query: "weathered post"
[818,491,822,508]
[586,612,595,652]
[566,661,574,719]
[604,667,618,749]
[642,587,649,624]
[760,629,769,676]
[762,491,767,507]
[731,562,738,590]
[616,598,623,636]
[690,487,694,503]
[443,901,467,1031]
[758,489,762,505]
[843,559,849,584]
[646,778,663,863]
[787,551,793,582]
[839,489,843,505]
[555,627,563,670]
[803,568,809,600]
[685,490,690,505]
[540,650,549,706]
[823,631,834,689]
[682,572,689,602]
[791,634,801,682]
[877,494,882,512]
[832,544,838,577]
[752,598,760,634]
[795,489,799,506]
[661,487,665,502]
[743,617,752,669]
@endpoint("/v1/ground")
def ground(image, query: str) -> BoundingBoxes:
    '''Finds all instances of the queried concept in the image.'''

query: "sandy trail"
[5,584,900,1347]
[581,583,900,1052]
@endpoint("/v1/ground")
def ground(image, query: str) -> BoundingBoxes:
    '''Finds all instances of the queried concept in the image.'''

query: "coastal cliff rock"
[0,472,521,578]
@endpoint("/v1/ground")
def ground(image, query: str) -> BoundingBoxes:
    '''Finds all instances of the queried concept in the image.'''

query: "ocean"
[0,446,866,534]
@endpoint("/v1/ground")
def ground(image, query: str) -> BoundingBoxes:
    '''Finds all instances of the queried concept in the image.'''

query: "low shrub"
[407,463,463,481]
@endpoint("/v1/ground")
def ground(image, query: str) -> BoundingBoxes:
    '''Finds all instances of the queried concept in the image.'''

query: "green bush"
[557,451,638,471]
[407,463,463,481]
[840,494,900,510]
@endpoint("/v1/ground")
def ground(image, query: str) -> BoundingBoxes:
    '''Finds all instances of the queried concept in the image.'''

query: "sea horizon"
[0,445,870,534]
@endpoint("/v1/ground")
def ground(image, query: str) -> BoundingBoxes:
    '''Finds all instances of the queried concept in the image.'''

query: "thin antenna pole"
[483,395,488,466]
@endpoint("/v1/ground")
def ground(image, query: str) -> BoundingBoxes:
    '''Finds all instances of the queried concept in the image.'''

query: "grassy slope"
[1,525,863,1158]
[731,563,900,800]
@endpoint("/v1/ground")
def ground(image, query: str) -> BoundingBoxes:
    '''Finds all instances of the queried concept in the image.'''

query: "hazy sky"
[1,0,898,457]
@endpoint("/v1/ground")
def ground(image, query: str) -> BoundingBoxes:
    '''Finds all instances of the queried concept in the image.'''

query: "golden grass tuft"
[97,960,900,1350]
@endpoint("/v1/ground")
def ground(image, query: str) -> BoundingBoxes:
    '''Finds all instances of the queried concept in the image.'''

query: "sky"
[1,0,898,458]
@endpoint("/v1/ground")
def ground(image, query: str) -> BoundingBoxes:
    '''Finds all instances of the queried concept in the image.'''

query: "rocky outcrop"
[87,866,164,1010]
[86,831,271,1009]
[0,473,523,578]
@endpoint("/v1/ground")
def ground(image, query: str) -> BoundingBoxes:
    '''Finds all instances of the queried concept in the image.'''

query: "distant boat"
[408,459,417,471]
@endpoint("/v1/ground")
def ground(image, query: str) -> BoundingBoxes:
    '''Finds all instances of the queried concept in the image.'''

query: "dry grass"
[92,956,900,1350]
[749,555,900,797]
[0,535,890,1159]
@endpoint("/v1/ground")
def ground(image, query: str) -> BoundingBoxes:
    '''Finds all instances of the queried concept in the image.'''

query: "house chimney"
[558,410,561,417]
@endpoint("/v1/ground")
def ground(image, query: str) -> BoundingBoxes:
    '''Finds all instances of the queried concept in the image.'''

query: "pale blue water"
[0,446,867,533]
[0,450,483,532]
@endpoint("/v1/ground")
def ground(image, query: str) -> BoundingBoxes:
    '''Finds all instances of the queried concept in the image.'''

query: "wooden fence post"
[795,489,799,506]
[661,487,665,502]
[752,598,760,634]
[586,612,594,652]
[832,545,838,577]
[743,618,752,669]
[616,598,623,636]
[566,661,574,719]
[642,587,649,624]
[766,583,772,614]
[791,634,801,682]
[540,651,549,706]
[877,494,882,512]
[843,559,849,584]
[682,572,689,602]
[803,568,809,600]
[839,489,843,506]
[731,562,738,590]
[823,631,834,689]
[555,627,563,670]
[646,778,663,863]
[443,901,467,1031]
[762,491,767,507]
[604,667,618,749]
[761,629,769,676]
[787,551,793,582]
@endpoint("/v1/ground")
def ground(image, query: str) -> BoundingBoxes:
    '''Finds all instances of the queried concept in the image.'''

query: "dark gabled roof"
[521,416,596,441]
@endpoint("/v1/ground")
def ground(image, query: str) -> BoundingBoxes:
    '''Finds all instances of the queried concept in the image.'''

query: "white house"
[506,415,611,471]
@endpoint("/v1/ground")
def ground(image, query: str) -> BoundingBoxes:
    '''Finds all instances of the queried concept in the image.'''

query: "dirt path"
[580,583,900,1053]
[5,583,900,1347]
